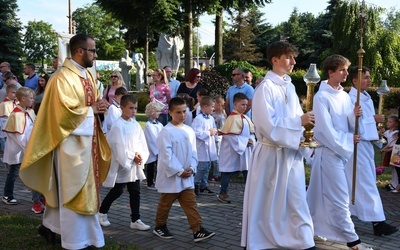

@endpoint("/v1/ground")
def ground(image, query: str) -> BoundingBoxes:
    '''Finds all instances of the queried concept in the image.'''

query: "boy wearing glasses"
[225,68,254,119]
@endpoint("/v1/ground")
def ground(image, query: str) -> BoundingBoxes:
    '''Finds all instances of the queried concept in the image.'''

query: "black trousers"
[99,180,141,222]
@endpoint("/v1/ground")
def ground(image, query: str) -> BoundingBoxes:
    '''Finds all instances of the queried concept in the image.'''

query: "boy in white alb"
[144,102,164,190]
[307,55,372,250]
[0,84,18,153]
[345,66,398,236]
[98,95,151,231]
[191,96,218,196]
[2,87,35,205]
[217,92,255,204]
[241,41,315,250]
[153,97,215,242]
[381,115,399,190]
[102,86,127,134]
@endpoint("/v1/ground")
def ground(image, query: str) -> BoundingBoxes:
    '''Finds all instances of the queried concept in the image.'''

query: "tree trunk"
[183,0,193,78]
[214,7,223,66]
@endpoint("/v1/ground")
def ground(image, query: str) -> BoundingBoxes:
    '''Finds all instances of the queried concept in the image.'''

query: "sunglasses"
[196,76,202,78]
[232,73,241,77]
[111,75,118,78]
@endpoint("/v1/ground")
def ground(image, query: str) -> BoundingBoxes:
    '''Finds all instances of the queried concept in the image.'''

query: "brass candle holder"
[300,63,320,148]
[377,80,390,144]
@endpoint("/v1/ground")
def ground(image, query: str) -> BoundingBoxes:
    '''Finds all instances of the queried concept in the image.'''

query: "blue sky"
[17,0,399,45]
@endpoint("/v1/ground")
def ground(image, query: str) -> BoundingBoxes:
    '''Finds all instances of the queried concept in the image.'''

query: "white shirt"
[144,120,163,163]
[103,117,149,187]
[191,113,218,162]
[156,123,197,193]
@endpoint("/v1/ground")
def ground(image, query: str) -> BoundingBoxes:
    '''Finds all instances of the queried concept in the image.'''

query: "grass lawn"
[135,113,147,129]
[0,211,137,250]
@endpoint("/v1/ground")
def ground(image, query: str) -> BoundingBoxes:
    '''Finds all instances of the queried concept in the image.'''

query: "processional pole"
[352,0,367,205]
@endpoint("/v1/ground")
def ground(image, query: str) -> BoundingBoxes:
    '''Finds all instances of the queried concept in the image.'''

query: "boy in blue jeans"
[191,96,218,196]
[218,93,255,203]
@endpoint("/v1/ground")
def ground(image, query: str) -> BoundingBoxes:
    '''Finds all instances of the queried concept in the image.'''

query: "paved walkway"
[1,164,399,249]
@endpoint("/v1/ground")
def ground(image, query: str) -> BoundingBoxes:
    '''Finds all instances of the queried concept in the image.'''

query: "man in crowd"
[243,69,253,86]
[23,63,38,91]
[225,68,254,118]
[163,65,180,98]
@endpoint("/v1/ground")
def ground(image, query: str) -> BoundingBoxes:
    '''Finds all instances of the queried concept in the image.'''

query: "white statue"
[155,34,184,72]
[134,53,145,90]
[119,49,133,90]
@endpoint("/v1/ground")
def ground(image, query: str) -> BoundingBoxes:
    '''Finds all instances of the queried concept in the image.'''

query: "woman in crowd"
[149,69,171,125]
[33,73,49,114]
[177,68,202,117]
[103,71,126,104]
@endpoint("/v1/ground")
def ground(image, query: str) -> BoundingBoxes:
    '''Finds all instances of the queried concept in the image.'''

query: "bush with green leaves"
[203,60,266,97]
[135,91,150,113]
[213,60,266,85]
[199,69,231,98]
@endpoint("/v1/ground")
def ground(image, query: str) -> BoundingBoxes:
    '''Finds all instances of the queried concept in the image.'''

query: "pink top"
[103,85,126,104]
[149,83,171,114]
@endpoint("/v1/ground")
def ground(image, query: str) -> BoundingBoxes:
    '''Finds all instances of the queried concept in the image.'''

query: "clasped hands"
[91,98,110,114]
[181,168,193,178]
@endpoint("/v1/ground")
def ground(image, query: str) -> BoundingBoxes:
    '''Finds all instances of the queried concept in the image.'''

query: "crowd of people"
[0,34,398,250]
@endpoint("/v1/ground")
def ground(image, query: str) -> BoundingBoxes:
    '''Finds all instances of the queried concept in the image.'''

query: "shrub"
[213,60,266,85]
[134,91,150,113]
[199,69,231,97]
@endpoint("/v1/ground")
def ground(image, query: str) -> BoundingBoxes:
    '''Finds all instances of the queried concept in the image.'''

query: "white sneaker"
[349,243,374,250]
[98,213,111,227]
[314,235,327,242]
[130,219,150,231]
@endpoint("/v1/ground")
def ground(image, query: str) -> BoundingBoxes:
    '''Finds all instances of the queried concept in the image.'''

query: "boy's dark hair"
[177,93,194,111]
[200,96,214,107]
[348,66,370,84]
[266,41,298,66]
[115,86,128,96]
[197,88,209,97]
[388,114,399,124]
[69,33,94,56]
[322,54,351,77]
[2,71,14,80]
[169,97,186,110]
[120,94,137,107]
[233,92,248,103]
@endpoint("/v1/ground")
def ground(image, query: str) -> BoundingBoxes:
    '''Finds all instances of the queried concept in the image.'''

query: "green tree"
[247,7,278,67]
[281,10,317,69]
[96,0,181,81]
[209,0,271,66]
[0,0,23,79]
[384,8,400,32]
[23,21,57,68]
[223,9,262,63]
[73,3,126,60]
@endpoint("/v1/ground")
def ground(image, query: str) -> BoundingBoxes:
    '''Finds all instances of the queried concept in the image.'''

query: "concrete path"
[1,164,399,249]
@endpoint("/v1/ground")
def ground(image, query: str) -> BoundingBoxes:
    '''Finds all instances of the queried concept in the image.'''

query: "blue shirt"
[25,74,38,91]
[226,83,254,118]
